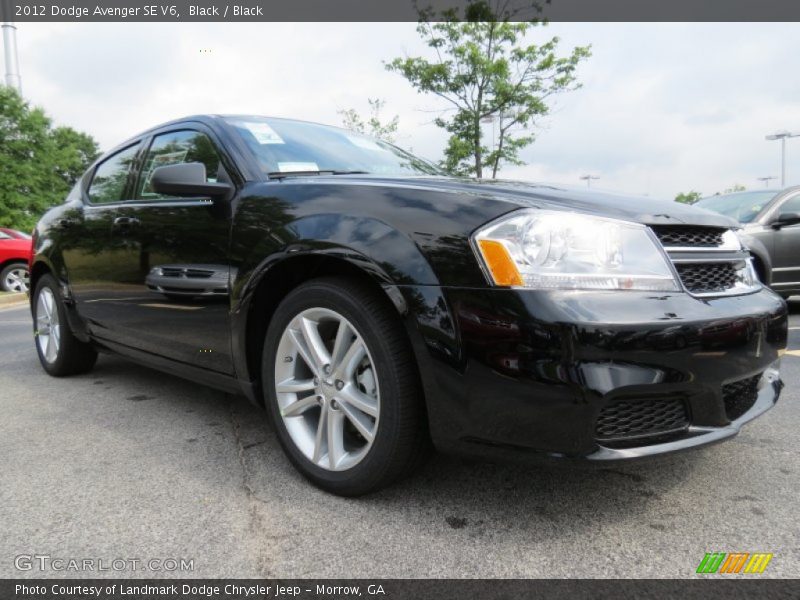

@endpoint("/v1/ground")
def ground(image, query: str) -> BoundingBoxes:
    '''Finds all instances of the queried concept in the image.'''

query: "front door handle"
[112,216,140,227]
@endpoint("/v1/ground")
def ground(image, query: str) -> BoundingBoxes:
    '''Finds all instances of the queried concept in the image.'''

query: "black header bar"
[2,0,800,22]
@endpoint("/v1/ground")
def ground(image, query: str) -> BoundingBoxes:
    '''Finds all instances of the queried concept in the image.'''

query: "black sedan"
[30,115,787,495]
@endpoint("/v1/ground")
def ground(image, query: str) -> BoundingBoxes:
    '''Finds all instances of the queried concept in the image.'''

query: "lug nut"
[313,376,320,385]
[335,380,344,390]
[323,364,332,375]
[330,399,339,410]
[317,395,324,405]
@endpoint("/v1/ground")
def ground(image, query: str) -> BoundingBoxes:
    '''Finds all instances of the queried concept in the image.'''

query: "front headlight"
[472,209,680,291]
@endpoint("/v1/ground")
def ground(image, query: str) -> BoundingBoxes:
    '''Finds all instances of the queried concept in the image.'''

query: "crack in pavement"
[228,398,290,577]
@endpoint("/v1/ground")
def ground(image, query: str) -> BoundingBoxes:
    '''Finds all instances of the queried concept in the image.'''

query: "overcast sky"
[9,22,800,199]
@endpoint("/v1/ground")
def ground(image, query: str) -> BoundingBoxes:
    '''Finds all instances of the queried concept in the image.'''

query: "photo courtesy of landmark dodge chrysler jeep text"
[29,115,788,495]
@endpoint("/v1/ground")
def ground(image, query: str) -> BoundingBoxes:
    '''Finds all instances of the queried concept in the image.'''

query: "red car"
[0,228,32,293]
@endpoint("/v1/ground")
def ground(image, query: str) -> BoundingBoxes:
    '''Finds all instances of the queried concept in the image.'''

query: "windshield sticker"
[277,162,319,173]
[239,121,285,144]
[345,135,388,152]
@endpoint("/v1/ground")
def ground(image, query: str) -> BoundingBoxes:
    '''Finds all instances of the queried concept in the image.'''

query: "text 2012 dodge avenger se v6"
[30,115,787,495]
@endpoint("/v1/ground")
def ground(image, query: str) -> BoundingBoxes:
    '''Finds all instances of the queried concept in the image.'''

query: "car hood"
[338,176,738,228]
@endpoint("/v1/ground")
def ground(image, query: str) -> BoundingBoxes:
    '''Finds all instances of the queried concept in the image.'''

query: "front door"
[770,194,800,292]
[102,128,235,374]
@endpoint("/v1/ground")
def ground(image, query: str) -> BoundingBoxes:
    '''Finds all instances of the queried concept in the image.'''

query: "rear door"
[100,127,236,374]
[63,141,144,335]
[770,194,800,291]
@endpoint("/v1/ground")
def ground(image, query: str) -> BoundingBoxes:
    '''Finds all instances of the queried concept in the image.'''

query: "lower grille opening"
[723,373,762,421]
[596,395,690,448]
[675,262,738,294]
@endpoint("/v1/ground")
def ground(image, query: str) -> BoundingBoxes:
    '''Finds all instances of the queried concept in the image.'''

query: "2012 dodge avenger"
[29,115,787,495]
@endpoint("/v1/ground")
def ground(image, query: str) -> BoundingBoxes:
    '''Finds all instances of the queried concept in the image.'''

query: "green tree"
[675,191,702,204]
[724,184,746,194]
[0,87,99,231]
[338,98,400,143]
[386,1,590,178]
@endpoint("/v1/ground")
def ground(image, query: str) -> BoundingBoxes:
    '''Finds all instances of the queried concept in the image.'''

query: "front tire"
[33,274,97,376]
[262,277,429,496]
[1,262,29,292]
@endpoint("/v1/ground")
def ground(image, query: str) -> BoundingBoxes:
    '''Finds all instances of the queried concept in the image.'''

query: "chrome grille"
[652,225,726,248]
[649,225,756,297]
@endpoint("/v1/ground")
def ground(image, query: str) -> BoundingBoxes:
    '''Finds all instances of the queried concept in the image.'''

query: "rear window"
[87,143,141,204]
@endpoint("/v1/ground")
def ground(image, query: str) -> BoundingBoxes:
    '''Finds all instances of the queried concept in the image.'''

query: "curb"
[0,292,28,308]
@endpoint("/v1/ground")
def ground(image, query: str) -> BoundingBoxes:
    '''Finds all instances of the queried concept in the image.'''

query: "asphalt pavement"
[1,300,799,579]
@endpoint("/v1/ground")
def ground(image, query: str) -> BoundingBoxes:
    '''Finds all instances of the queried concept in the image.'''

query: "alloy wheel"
[35,287,61,364]
[4,267,29,293]
[274,307,380,471]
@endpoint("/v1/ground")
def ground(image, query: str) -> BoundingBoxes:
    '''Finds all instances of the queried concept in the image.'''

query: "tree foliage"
[723,183,746,194]
[0,87,99,231]
[674,190,702,204]
[386,0,590,178]
[338,98,400,143]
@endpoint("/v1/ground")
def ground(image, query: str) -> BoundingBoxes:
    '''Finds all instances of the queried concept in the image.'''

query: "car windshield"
[694,191,777,223]
[225,116,444,178]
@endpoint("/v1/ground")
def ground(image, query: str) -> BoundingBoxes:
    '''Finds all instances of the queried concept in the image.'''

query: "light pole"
[580,174,599,188]
[1,0,21,92]
[765,131,799,187]
[757,176,777,188]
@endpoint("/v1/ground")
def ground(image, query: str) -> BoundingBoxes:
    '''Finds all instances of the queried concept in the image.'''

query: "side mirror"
[771,211,800,229]
[150,162,232,199]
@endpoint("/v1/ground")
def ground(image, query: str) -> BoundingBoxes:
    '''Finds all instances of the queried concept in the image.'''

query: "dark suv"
[30,115,787,495]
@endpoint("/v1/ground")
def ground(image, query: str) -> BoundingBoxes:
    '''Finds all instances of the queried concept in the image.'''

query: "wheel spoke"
[337,384,379,418]
[334,337,366,380]
[280,394,318,418]
[276,377,316,394]
[339,401,375,443]
[42,293,52,319]
[36,315,49,335]
[330,321,354,372]
[327,408,345,469]
[299,316,331,370]
[312,407,328,464]
[45,333,56,362]
[288,327,320,376]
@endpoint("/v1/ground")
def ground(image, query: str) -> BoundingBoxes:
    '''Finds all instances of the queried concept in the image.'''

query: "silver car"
[695,187,800,298]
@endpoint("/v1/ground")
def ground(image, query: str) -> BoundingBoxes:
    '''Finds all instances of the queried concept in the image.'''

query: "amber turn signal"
[477,239,523,287]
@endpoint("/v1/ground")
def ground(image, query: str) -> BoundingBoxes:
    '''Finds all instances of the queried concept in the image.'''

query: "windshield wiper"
[267,170,370,180]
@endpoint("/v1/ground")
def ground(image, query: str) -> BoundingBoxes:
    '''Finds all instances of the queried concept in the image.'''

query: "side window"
[778,195,800,216]
[87,143,141,204]
[137,130,222,199]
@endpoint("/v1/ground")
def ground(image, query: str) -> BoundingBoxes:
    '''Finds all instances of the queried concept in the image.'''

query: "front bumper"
[402,285,788,463]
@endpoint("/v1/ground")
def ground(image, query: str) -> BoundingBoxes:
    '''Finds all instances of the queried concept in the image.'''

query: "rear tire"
[262,277,429,496]
[1,262,29,293]
[33,274,97,376]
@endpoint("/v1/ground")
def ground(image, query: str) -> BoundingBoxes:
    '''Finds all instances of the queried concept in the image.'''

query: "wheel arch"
[232,250,416,406]
[28,259,52,295]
